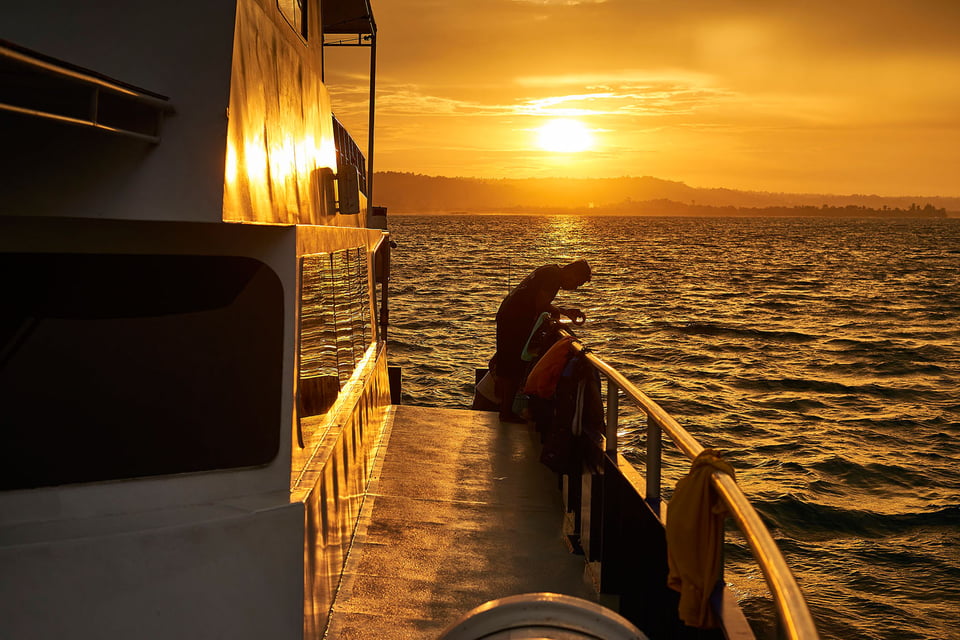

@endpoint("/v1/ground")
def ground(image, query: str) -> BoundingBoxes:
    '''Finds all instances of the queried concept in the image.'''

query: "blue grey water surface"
[385,214,960,640]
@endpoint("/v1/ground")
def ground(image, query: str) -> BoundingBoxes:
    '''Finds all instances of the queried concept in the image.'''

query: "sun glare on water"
[536,119,593,153]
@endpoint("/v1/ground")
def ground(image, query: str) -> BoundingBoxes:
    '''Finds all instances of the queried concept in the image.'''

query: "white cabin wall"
[1,3,238,223]
[0,500,305,640]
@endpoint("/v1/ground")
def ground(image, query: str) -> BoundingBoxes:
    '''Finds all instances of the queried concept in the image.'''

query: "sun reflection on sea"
[539,215,591,255]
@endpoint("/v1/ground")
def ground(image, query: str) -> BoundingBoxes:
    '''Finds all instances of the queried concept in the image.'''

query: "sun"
[536,119,593,153]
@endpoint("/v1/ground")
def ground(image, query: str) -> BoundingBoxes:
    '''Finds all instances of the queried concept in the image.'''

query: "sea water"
[386,214,960,640]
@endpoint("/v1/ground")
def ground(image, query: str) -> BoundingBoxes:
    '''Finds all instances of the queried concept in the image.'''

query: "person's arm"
[550,304,586,325]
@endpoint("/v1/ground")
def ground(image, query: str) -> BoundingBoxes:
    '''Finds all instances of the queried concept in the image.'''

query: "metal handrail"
[1,41,171,143]
[0,41,171,105]
[562,331,820,640]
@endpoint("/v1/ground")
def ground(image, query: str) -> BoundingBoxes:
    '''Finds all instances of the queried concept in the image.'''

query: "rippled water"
[386,214,960,640]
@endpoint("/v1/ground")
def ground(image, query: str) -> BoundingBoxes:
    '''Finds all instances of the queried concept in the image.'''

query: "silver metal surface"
[439,592,647,640]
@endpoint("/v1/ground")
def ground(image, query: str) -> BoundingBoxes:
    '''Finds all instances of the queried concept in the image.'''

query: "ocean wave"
[809,456,935,489]
[828,360,946,377]
[755,396,829,412]
[389,319,456,332]
[654,320,819,343]
[825,337,955,362]
[388,340,434,354]
[838,415,954,432]
[807,478,846,497]
[753,301,801,314]
[847,538,960,577]
[659,397,728,417]
[731,375,940,401]
[755,493,960,538]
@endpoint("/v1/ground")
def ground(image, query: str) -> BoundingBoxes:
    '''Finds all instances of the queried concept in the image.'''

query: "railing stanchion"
[605,377,619,455]
[646,416,662,506]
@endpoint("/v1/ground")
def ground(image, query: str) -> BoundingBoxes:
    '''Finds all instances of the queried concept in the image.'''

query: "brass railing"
[561,329,820,640]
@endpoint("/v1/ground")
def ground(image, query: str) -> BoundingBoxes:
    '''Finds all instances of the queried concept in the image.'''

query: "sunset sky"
[325,0,960,197]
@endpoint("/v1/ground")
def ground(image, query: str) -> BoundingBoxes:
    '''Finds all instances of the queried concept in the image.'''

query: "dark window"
[0,254,284,490]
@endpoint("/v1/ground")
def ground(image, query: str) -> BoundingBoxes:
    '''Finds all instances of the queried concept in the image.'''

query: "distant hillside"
[373,172,960,215]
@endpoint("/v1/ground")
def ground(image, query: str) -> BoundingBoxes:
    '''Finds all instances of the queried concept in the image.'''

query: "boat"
[0,1,819,638]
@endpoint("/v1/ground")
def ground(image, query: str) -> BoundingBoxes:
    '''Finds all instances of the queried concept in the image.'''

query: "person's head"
[559,259,591,290]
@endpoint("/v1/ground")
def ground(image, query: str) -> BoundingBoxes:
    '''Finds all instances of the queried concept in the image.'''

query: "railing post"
[605,377,619,455]
[646,415,661,507]
[378,235,390,342]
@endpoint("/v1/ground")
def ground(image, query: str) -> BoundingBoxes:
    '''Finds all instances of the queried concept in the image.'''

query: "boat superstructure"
[1,1,390,637]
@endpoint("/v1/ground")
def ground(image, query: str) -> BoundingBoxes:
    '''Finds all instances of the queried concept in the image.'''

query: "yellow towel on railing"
[666,448,735,629]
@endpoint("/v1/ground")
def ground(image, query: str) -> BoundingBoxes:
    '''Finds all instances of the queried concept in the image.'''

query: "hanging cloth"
[665,449,735,629]
[571,378,586,436]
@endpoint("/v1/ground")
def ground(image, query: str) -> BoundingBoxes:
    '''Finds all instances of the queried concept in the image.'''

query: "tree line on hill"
[372,172,958,218]
[511,199,949,218]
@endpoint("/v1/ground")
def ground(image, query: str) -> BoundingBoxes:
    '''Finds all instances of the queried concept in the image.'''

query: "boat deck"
[326,405,595,639]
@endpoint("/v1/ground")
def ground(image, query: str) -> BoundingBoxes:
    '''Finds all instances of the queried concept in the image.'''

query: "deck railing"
[560,329,820,640]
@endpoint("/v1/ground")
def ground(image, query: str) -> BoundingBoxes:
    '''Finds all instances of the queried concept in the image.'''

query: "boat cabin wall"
[223,0,366,226]
[2,0,366,227]
[1,3,236,223]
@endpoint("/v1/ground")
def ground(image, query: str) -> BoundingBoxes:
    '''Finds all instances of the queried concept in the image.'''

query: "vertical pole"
[366,32,377,206]
[379,236,390,342]
[646,416,662,507]
[605,377,619,455]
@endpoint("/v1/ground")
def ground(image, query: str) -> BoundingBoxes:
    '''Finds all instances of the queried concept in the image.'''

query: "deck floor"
[325,405,595,639]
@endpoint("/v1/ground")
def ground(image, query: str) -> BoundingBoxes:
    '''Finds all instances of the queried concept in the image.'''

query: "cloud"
[517,87,737,118]
[515,70,717,88]
[509,70,740,119]
[331,80,528,119]
[334,78,735,123]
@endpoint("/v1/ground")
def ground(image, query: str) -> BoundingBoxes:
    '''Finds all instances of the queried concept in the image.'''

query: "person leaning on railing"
[492,259,591,423]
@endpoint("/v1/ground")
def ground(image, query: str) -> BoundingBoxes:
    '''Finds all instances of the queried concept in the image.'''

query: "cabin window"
[279,0,309,40]
[0,253,284,491]
[298,247,371,423]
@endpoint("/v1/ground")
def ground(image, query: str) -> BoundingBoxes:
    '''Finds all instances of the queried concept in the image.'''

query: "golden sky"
[325,0,960,196]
